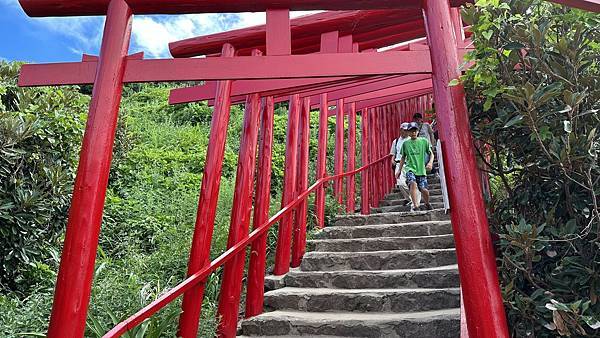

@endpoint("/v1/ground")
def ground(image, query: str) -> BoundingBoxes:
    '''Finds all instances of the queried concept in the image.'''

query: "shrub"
[462,1,600,336]
[0,61,88,293]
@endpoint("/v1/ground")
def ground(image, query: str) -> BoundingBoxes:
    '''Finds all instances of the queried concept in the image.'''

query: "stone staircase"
[239,174,460,338]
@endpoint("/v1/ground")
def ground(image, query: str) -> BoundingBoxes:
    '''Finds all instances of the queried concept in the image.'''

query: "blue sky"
[0,0,314,63]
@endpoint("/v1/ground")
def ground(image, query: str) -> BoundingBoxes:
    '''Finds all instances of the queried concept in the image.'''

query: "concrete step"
[379,194,443,206]
[282,265,460,289]
[240,309,461,337]
[317,221,453,240]
[264,287,461,313]
[372,202,445,214]
[384,189,442,201]
[332,210,449,227]
[307,234,455,252]
[393,182,441,192]
[300,248,457,271]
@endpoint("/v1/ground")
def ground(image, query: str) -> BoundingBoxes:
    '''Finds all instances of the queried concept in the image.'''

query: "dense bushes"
[462,1,600,336]
[0,61,88,293]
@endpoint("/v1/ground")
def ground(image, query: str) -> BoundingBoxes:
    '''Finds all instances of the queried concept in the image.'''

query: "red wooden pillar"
[360,109,370,214]
[378,107,387,198]
[374,107,381,201]
[291,97,311,267]
[334,99,345,204]
[422,1,509,337]
[369,109,380,207]
[315,31,337,229]
[381,106,389,194]
[245,96,275,318]
[46,2,132,336]
[216,50,263,338]
[346,102,357,213]
[274,94,301,275]
[179,43,235,338]
[315,92,328,229]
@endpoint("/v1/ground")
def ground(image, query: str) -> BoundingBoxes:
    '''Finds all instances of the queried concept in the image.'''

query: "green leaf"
[448,79,460,87]
[504,115,524,128]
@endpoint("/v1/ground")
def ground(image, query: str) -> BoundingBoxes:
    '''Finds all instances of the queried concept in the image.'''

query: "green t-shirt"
[400,137,432,176]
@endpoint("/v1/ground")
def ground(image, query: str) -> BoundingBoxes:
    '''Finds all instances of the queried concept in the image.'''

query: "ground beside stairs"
[239,174,460,338]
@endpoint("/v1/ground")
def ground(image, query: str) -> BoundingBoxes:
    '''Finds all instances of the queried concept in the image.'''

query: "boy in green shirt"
[398,122,434,211]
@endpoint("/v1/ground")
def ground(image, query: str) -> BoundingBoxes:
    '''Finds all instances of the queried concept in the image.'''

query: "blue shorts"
[406,171,428,190]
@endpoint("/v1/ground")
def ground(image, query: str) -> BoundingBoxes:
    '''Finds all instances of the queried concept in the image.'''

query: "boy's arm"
[426,141,434,169]
[398,157,406,173]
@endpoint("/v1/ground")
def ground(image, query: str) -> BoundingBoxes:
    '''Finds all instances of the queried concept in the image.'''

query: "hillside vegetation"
[0,62,345,337]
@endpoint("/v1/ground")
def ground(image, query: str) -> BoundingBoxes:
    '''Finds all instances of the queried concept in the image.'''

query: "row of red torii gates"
[16,0,600,337]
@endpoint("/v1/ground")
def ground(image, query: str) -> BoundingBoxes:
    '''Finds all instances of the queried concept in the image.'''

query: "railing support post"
[245,96,275,318]
[346,102,357,213]
[422,1,509,337]
[292,97,311,267]
[47,1,132,336]
[274,94,301,275]
[216,49,263,337]
[179,43,235,338]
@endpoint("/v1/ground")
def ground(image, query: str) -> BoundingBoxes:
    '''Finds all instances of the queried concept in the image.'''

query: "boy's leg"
[416,176,432,209]
[406,172,420,209]
[398,170,411,201]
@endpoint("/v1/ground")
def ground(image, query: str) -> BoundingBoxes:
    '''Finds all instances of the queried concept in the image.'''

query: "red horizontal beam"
[319,78,432,110]
[308,75,430,107]
[169,76,356,104]
[102,154,393,338]
[18,0,470,17]
[19,51,433,87]
[354,88,433,112]
[170,10,422,57]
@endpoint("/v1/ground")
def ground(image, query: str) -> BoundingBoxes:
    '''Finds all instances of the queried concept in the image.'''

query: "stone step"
[384,189,442,201]
[300,248,457,271]
[307,234,455,252]
[372,202,445,214]
[332,210,449,227]
[380,194,444,207]
[240,309,461,337]
[264,287,461,313]
[393,182,441,192]
[317,221,453,240]
[282,265,460,289]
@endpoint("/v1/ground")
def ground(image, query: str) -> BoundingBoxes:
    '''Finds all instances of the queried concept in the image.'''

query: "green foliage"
[463,1,600,336]
[0,62,351,337]
[0,61,88,292]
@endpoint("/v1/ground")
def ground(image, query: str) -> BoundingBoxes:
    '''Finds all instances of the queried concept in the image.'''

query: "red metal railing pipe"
[422,0,509,337]
[346,102,357,213]
[46,1,132,336]
[314,93,328,228]
[274,94,302,275]
[104,153,393,338]
[178,43,235,338]
[245,96,275,318]
[291,97,311,267]
[216,49,263,337]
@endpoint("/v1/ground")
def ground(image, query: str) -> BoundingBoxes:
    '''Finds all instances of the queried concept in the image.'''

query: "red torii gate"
[25,0,600,337]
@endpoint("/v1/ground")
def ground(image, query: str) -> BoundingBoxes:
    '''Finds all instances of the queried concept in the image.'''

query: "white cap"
[401,122,410,130]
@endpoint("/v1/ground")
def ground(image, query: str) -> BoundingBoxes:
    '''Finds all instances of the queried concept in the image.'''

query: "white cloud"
[10,8,323,60]
[130,11,321,58]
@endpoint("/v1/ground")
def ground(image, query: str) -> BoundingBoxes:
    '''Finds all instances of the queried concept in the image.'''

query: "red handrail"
[103,153,392,338]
